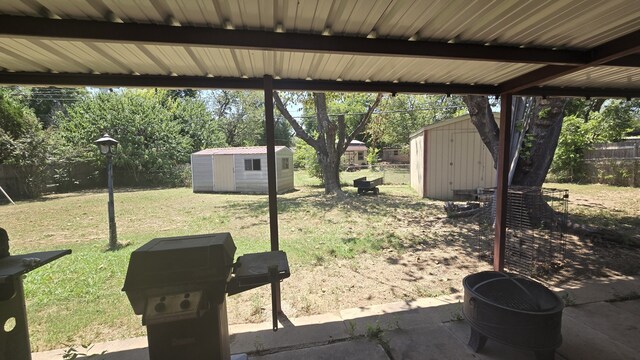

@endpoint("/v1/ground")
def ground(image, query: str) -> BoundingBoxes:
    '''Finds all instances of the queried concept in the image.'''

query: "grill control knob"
[180,300,191,310]
[154,302,166,313]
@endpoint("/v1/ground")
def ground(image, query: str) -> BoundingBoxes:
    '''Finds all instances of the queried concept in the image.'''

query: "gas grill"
[0,228,71,360]
[122,232,290,360]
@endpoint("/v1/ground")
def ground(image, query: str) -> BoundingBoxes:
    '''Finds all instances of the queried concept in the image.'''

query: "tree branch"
[343,93,383,153]
[273,91,318,148]
[337,114,346,153]
[463,95,500,165]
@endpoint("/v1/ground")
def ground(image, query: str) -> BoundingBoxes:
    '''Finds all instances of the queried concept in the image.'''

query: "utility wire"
[282,104,467,120]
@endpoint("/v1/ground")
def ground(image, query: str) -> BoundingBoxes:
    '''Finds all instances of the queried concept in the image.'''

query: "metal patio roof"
[0,0,638,97]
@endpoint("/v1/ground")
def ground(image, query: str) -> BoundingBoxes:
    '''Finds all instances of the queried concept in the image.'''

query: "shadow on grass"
[224,188,435,218]
[15,186,182,204]
[568,212,640,244]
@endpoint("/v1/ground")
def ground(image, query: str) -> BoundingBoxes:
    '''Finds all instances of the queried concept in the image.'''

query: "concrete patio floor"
[33,275,640,360]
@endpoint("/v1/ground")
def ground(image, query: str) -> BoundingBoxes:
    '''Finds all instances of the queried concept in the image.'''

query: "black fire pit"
[462,271,564,360]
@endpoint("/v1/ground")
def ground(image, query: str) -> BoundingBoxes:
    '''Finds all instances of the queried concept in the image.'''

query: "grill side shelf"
[227,251,290,296]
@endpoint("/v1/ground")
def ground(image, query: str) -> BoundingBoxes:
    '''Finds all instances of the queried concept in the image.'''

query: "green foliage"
[203,90,278,146]
[56,89,193,186]
[259,117,293,147]
[296,92,379,135]
[168,95,225,151]
[293,138,323,179]
[551,100,637,182]
[519,133,536,161]
[177,163,193,188]
[0,89,49,198]
[365,322,384,340]
[366,94,465,147]
[27,87,87,128]
[367,147,379,165]
[551,115,591,182]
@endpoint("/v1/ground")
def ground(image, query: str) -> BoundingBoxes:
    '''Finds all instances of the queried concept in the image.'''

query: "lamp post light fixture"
[95,133,119,250]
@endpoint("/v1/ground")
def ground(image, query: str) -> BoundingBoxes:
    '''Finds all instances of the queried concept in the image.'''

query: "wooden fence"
[584,140,639,187]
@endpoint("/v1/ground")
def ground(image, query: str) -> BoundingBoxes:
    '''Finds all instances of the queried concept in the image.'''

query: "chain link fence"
[340,163,410,185]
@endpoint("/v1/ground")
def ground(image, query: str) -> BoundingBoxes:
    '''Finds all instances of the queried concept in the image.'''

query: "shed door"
[213,155,235,191]
[450,131,486,194]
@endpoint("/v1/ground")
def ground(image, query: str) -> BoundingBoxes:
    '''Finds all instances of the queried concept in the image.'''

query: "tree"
[258,117,293,147]
[274,92,383,196]
[168,95,226,152]
[551,99,639,182]
[464,95,640,244]
[463,95,567,187]
[27,87,86,128]
[203,90,266,146]
[56,89,192,186]
[367,94,466,148]
[0,89,49,198]
[164,89,198,99]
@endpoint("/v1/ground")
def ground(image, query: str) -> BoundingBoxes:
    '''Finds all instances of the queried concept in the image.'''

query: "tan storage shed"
[410,114,497,200]
[382,147,409,163]
[191,146,294,194]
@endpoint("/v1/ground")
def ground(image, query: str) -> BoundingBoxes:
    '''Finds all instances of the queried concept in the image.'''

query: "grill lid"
[122,233,236,292]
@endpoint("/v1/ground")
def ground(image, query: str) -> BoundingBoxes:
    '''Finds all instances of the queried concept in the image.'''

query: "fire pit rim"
[462,271,564,316]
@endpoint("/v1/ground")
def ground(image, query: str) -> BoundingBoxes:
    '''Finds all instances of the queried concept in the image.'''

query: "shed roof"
[346,145,367,152]
[0,1,638,98]
[409,112,500,139]
[346,140,367,152]
[193,146,290,156]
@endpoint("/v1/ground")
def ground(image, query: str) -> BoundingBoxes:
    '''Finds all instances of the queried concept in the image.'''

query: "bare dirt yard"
[228,183,640,324]
[1,172,639,351]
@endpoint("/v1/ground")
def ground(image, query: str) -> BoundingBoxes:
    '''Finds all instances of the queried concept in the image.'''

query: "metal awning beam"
[2,71,640,98]
[0,71,498,94]
[500,30,640,94]
[0,15,603,66]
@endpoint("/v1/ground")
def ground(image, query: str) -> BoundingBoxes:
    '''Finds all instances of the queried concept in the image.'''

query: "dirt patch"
[227,248,491,324]
[228,217,640,325]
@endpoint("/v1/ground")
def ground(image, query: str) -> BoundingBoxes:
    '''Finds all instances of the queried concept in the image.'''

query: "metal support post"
[495,94,513,272]
[107,154,117,249]
[263,75,281,313]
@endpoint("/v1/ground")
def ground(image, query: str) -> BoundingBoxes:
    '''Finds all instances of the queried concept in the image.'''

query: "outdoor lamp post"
[95,133,119,249]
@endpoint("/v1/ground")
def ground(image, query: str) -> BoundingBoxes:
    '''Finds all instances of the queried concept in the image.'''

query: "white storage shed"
[191,146,294,194]
[410,114,497,200]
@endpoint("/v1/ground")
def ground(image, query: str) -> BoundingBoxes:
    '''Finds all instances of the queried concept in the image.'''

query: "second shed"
[410,114,497,200]
[191,146,294,194]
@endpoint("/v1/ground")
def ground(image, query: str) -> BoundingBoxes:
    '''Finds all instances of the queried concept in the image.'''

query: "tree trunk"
[315,93,346,197]
[463,95,500,166]
[511,98,567,187]
[319,151,343,196]
[463,96,630,244]
[463,95,567,187]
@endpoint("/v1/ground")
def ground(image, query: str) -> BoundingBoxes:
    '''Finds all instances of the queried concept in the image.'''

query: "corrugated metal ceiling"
[0,0,638,93]
[3,0,638,48]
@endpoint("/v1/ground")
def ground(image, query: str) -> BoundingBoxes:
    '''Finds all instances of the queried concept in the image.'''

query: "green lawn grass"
[1,170,423,350]
[0,173,637,351]
[546,182,640,242]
